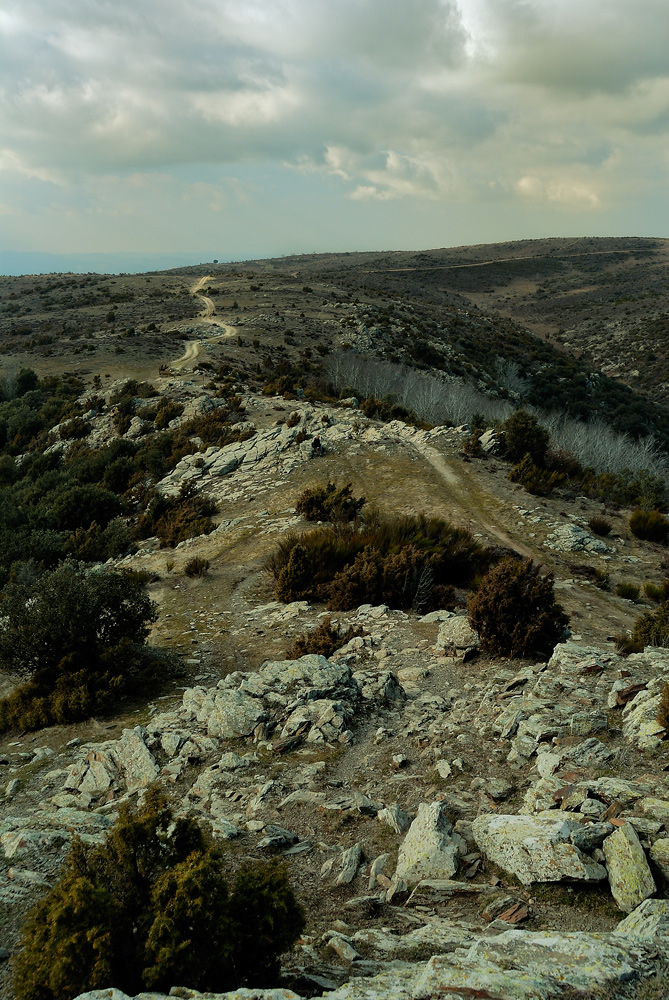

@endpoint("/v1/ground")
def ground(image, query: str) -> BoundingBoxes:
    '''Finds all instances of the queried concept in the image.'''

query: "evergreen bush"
[629,509,669,543]
[287,617,363,658]
[13,788,304,1000]
[0,562,160,732]
[616,581,640,602]
[296,480,366,522]
[632,604,669,648]
[468,558,569,658]
[500,410,550,465]
[508,454,566,495]
[588,516,613,537]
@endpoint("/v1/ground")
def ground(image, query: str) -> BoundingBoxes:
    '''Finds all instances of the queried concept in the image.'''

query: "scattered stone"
[336,844,363,885]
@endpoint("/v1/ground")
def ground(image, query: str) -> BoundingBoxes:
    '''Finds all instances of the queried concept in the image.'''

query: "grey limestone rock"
[648,837,669,878]
[472,813,607,885]
[603,822,656,913]
[616,898,669,940]
[435,615,479,652]
[395,801,461,883]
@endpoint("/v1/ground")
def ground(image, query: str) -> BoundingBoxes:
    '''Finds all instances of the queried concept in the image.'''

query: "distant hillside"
[1,236,668,451]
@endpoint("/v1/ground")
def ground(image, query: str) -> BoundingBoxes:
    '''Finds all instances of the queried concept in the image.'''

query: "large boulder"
[472,813,607,885]
[395,802,462,883]
[602,822,656,913]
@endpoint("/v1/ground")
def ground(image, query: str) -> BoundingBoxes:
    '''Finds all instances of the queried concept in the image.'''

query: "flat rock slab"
[472,813,607,885]
[603,822,656,913]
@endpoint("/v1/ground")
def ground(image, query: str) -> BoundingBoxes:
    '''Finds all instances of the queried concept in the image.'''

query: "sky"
[1,0,668,271]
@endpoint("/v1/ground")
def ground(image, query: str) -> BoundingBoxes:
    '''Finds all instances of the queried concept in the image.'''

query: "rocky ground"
[2,366,669,1000]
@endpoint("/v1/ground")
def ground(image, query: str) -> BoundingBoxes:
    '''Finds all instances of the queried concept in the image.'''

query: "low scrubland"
[13,788,304,1000]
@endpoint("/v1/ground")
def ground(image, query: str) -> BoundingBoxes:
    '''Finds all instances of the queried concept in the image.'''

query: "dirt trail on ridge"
[411,439,535,560]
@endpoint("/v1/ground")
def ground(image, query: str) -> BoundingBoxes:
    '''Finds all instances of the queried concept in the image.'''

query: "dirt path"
[411,440,535,559]
[362,248,654,275]
[171,277,237,368]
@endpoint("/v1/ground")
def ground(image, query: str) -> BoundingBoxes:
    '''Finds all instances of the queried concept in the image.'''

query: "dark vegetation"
[616,581,640,602]
[629,509,669,543]
[497,410,668,508]
[631,604,669,648]
[184,556,210,578]
[468,558,570,658]
[296,481,366,522]
[270,485,496,612]
[588,517,612,536]
[13,787,304,1000]
[135,483,217,549]
[0,562,162,732]
[0,372,254,584]
[286,616,364,658]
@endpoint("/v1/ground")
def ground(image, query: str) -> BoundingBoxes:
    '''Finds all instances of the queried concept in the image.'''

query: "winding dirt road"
[172,277,236,368]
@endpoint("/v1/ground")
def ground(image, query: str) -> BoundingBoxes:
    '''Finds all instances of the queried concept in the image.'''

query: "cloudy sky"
[1,0,668,268]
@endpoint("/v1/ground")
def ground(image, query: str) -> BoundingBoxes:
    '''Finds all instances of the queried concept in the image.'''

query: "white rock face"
[472,813,607,885]
[395,801,461,883]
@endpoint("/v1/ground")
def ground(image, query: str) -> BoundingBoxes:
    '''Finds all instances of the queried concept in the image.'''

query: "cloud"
[0,0,667,252]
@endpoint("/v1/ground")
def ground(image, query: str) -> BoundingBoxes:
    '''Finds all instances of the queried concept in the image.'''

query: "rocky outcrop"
[472,813,608,885]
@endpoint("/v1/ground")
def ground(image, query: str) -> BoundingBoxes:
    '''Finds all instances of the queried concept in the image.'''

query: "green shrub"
[588,516,612,537]
[135,485,217,548]
[328,543,443,612]
[184,556,209,578]
[508,454,566,495]
[13,788,304,1000]
[629,509,669,543]
[613,633,644,656]
[632,604,669,648]
[468,558,569,659]
[287,617,364,658]
[0,562,160,732]
[154,399,184,430]
[296,481,366,522]
[616,581,640,602]
[269,514,491,608]
[59,416,89,440]
[500,410,549,465]
[644,580,669,602]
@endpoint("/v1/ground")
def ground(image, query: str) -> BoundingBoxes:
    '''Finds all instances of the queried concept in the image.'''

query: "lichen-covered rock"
[472,813,607,885]
[622,673,669,750]
[435,616,479,652]
[413,928,654,999]
[603,822,656,913]
[616,898,669,940]
[115,727,159,793]
[206,688,267,739]
[543,524,611,554]
[649,837,669,878]
[395,801,461,883]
